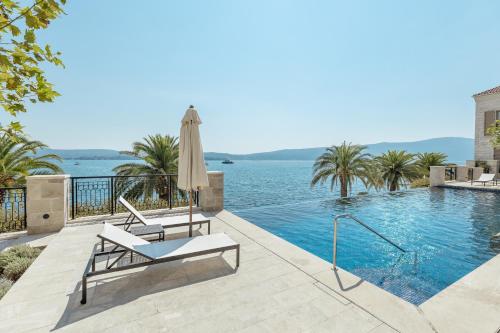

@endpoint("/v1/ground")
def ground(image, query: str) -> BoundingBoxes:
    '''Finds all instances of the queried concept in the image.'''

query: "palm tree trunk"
[389,182,397,191]
[340,177,348,197]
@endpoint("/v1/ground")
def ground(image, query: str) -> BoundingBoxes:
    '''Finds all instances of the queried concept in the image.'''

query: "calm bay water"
[59,159,370,209]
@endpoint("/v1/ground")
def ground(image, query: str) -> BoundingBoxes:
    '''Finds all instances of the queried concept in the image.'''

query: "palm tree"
[416,152,447,177]
[375,150,419,191]
[113,134,179,201]
[311,142,375,198]
[0,134,62,187]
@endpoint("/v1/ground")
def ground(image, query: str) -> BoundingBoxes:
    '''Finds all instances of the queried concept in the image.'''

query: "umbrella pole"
[189,190,193,237]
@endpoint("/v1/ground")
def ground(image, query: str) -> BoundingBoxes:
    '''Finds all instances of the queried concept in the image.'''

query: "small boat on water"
[222,159,234,164]
[74,162,80,166]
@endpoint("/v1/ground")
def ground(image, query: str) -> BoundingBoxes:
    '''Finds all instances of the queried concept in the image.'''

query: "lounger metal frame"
[80,233,239,304]
[116,205,211,234]
[473,179,497,186]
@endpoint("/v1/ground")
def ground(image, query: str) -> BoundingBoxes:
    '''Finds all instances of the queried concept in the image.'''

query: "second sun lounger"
[473,173,496,186]
[81,223,239,304]
[118,196,211,234]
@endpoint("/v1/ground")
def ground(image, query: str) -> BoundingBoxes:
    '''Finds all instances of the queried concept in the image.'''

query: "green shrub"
[0,245,41,275]
[9,245,41,259]
[0,251,17,274]
[3,257,35,281]
[410,178,430,188]
[0,277,13,300]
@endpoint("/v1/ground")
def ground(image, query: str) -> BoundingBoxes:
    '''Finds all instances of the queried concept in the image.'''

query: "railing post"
[110,177,115,215]
[71,177,76,220]
[168,175,172,210]
[23,187,27,229]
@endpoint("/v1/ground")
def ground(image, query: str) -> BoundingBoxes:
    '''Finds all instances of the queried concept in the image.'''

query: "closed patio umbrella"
[178,105,209,237]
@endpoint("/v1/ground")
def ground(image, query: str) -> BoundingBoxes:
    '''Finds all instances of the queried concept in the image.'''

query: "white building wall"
[474,93,500,160]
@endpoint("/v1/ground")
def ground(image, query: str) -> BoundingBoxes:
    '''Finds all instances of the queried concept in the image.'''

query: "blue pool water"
[233,188,500,305]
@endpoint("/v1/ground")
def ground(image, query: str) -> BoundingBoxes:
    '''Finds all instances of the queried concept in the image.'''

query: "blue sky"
[11,0,500,153]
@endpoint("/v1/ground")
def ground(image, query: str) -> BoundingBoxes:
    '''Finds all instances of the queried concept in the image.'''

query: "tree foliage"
[487,120,500,148]
[311,142,376,198]
[375,150,419,191]
[113,134,179,200]
[0,133,62,187]
[0,0,66,134]
[415,152,447,176]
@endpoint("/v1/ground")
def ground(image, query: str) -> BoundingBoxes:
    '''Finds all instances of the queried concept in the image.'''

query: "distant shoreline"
[42,137,473,162]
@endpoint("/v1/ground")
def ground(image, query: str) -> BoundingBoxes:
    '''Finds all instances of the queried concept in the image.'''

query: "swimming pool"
[232,187,500,305]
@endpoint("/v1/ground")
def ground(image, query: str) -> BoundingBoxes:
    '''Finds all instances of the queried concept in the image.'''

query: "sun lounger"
[118,196,211,234]
[81,223,239,304]
[473,173,496,186]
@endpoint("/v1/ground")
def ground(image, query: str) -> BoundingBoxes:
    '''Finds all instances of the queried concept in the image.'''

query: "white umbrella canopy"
[177,105,209,236]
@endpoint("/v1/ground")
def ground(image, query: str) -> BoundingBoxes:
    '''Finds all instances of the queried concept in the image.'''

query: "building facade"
[472,85,500,174]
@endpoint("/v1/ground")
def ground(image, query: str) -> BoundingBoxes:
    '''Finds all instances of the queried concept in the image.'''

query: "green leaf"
[24,30,35,43]
[0,55,10,66]
[9,25,21,36]
[9,121,23,132]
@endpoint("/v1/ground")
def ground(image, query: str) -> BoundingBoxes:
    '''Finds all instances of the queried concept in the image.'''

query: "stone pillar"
[26,175,69,234]
[456,166,469,182]
[429,166,445,187]
[472,167,484,180]
[199,171,224,212]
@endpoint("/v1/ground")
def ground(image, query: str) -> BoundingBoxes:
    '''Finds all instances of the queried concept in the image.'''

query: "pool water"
[232,187,500,305]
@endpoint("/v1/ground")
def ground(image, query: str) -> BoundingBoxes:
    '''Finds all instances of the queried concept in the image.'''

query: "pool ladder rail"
[332,214,407,270]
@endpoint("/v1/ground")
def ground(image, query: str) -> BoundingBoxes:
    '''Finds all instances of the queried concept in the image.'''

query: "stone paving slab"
[0,231,57,251]
[420,253,500,333]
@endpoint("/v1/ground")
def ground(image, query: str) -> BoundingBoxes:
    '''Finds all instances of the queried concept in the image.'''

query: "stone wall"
[474,93,500,160]
[456,166,469,181]
[199,171,224,212]
[26,175,69,234]
[471,167,484,180]
[429,166,445,187]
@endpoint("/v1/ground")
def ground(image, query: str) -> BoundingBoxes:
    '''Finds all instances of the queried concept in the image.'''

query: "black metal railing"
[445,166,457,181]
[69,175,198,219]
[0,187,26,232]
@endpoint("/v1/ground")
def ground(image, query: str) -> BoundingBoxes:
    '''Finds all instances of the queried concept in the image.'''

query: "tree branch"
[0,0,45,31]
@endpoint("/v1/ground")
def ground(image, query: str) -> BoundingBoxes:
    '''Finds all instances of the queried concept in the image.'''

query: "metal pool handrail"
[332,214,406,270]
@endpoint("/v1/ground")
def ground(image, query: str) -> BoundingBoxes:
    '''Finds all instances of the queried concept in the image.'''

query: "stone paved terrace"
[0,210,499,332]
[440,180,500,192]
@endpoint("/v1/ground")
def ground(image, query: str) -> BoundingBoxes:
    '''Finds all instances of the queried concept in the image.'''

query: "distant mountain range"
[38,149,134,160]
[204,137,473,162]
[40,137,473,162]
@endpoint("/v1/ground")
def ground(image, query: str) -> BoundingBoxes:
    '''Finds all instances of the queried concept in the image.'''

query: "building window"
[484,110,497,135]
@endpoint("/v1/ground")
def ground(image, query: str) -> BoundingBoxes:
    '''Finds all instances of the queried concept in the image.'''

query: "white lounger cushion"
[477,173,495,182]
[146,213,209,227]
[100,223,150,250]
[118,196,210,227]
[135,233,237,260]
[100,223,237,260]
